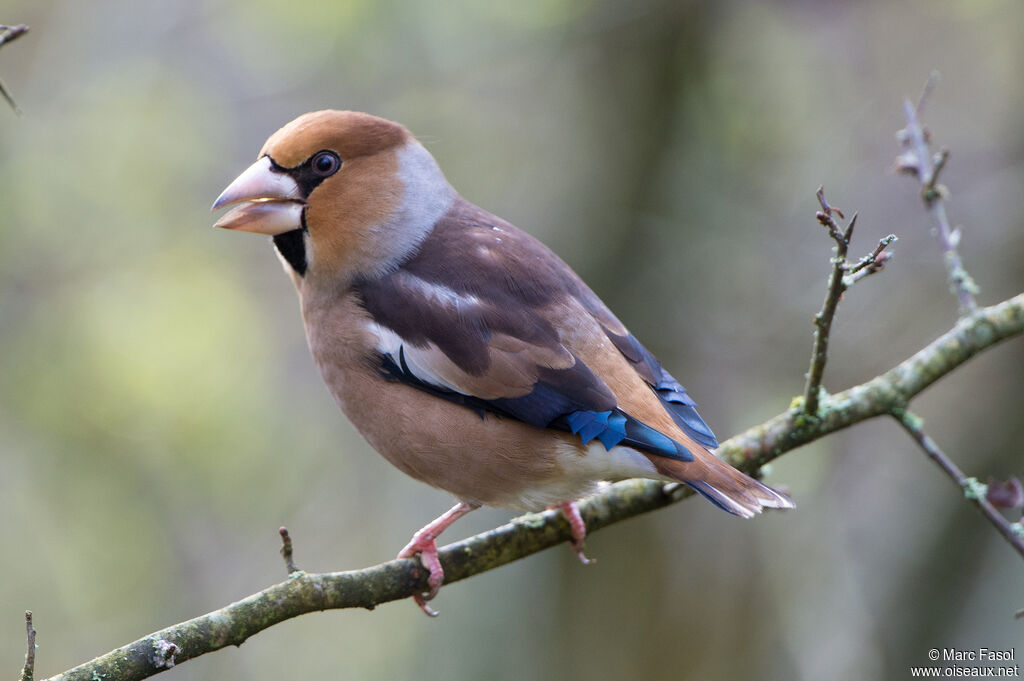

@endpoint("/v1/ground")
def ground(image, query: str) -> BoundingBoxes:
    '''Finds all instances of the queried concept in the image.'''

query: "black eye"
[311,151,340,177]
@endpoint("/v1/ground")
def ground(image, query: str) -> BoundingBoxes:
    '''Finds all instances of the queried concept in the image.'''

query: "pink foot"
[397,534,444,616]
[558,501,595,565]
[397,501,479,617]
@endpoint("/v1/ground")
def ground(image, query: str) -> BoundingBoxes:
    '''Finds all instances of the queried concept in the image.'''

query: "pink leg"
[397,500,479,616]
[558,501,595,565]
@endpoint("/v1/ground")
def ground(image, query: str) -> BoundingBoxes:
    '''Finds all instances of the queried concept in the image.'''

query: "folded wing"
[353,197,792,515]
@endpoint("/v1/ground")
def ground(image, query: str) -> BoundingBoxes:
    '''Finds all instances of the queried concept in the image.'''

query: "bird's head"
[213,110,455,282]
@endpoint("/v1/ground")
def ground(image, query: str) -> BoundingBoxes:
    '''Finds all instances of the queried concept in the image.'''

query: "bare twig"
[0,24,29,115]
[802,188,895,416]
[279,527,298,574]
[843,235,897,287]
[20,610,36,681]
[915,71,939,114]
[0,24,28,48]
[41,292,1024,681]
[722,293,1023,470]
[894,409,1024,562]
[0,80,19,113]
[802,188,853,416]
[896,73,979,313]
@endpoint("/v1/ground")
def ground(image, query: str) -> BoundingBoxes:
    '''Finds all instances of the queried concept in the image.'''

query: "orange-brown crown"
[260,110,411,167]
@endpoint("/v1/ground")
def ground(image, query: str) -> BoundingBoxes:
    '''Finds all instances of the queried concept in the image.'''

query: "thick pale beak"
[212,156,305,235]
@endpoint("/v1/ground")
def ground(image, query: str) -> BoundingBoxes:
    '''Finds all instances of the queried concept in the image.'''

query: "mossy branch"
[36,291,1024,681]
[721,293,1023,470]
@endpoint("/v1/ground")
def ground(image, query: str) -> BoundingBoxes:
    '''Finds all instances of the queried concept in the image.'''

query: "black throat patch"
[273,227,307,276]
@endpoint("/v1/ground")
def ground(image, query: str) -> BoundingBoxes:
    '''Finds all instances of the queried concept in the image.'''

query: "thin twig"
[897,73,978,313]
[279,527,298,574]
[20,610,36,681]
[915,71,939,114]
[843,235,897,287]
[722,293,1024,470]
[802,188,893,416]
[0,77,19,113]
[0,24,29,115]
[802,188,852,416]
[0,24,29,48]
[40,292,1024,681]
[894,409,1024,562]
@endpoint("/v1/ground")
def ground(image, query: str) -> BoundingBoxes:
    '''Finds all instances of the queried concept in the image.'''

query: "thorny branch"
[895,72,979,313]
[801,187,895,416]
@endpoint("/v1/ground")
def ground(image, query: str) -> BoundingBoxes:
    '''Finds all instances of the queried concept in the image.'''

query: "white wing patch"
[366,322,462,393]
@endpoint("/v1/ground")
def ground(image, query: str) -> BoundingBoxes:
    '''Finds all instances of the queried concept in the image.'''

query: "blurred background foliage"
[1,1,1022,679]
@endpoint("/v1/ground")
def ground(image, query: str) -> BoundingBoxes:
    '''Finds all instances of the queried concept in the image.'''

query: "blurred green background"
[2,1,1023,679]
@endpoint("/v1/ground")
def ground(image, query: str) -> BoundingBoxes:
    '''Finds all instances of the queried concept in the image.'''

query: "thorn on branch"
[20,610,36,681]
[279,526,299,574]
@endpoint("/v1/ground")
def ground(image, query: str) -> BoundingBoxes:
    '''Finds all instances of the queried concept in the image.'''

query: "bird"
[212,110,794,616]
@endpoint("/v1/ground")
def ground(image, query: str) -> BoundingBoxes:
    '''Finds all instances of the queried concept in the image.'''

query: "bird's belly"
[301,294,663,510]
[316,357,662,510]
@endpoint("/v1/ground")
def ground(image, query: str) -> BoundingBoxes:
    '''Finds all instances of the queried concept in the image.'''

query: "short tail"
[653,449,795,518]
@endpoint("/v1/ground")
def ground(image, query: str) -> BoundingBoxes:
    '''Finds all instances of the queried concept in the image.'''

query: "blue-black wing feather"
[602,328,718,449]
[379,352,694,462]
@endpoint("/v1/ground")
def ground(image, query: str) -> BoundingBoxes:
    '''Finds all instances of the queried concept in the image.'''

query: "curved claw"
[413,593,439,617]
[398,538,445,615]
[569,540,596,566]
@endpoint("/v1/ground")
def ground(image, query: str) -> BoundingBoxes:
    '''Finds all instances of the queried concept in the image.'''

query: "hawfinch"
[213,111,794,615]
